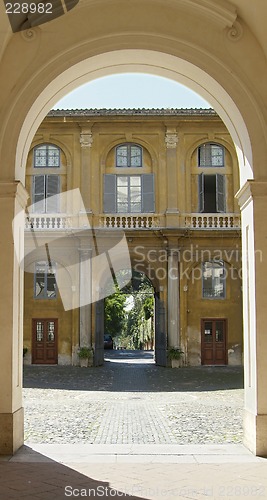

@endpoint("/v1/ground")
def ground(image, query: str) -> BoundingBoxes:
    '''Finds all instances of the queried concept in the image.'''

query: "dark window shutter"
[198,173,204,212]
[46,175,60,213]
[216,174,226,213]
[104,174,116,213]
[142,174,155,213]
[33,175,45,213]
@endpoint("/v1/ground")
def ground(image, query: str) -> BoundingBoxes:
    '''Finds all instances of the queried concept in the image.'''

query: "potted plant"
[78,347,93,367]
[168,346,184,368]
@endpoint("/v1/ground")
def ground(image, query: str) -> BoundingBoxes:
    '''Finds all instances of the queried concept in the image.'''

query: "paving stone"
[23,351,244,446]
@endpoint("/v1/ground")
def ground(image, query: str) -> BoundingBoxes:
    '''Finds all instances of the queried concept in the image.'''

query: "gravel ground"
[23,351,244,445]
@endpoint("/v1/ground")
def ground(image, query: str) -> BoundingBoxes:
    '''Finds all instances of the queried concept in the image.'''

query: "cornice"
[178,0,237,28]
[236,180,267,211]
[49,108,216,118]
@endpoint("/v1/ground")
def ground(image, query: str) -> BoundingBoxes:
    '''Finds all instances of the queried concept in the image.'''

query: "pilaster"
[165,128,179,226]
[237,180,267,455]
[79,247,92,348]
[79,126,93,213]
[167,248,180,348]
[0,181,28,454]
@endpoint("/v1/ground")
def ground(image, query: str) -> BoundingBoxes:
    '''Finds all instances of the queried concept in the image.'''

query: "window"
[34,261,57,299]
[117,176,142,212]
[34,144,60,168]
[103,174,154,213]
[198,173,225,213]
[202,261,225,299]
[116,144,142,167]
[32,174,60,213]
[198,143,224,167]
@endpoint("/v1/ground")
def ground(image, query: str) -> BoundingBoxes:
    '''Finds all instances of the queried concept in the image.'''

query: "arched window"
[34,144,60,168]
[116,144,142,168]
[198,143,224,167]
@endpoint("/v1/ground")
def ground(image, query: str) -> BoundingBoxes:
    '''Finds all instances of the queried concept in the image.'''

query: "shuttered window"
[33,175,60,213]
[198,174,225,213]
[104,174,154,213]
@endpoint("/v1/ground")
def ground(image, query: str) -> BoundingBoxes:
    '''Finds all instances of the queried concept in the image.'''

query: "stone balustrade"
[25,212,241,231]
[184,213,240,229]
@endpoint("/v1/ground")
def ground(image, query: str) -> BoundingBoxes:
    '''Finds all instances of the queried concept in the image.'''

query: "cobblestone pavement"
[23,351,244,446]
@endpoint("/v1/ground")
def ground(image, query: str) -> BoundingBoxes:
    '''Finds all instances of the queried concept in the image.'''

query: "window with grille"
[198,143,224,167]
[202,261,225,299]
[34,144,60,168]
[116,144,142,168]
[34,261,57,299]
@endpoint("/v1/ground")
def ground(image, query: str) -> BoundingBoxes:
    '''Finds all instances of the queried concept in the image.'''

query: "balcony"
[184,213,240,229]
[100,214,160,229]
[25,212,241,231]
[25,214,70,230]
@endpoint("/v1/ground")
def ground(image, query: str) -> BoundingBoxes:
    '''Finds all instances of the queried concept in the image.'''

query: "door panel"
[32,319,58,364]
[155,296,167,366]
[94,300,104,366]
[201,319,227,365]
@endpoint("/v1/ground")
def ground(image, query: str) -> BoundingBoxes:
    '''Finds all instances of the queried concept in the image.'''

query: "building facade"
[23,108,242,368]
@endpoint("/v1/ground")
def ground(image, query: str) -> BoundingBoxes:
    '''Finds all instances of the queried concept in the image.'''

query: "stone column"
[165,128,179,226]
[79,247,92,348]
[167,249,180,347]
[237,180,267,456]
[0,181,28,454]
[80,127,93,213]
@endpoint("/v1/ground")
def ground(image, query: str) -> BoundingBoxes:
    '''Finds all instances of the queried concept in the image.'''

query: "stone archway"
[1,0,267,455]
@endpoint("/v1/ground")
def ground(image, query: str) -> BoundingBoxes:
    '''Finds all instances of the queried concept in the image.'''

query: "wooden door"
[32,319,58,364]
[201,319,227,365]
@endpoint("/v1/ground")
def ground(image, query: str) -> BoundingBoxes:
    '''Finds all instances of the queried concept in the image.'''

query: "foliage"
[104,271,155,350]
[125,272,154,349]
[104,291,127,339]
[23,347,28,357]
[168,347,184,360]
[143,295,154,320]
[78,347,93,359]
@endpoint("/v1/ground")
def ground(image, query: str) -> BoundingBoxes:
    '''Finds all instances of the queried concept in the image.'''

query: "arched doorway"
[1,1,267,456]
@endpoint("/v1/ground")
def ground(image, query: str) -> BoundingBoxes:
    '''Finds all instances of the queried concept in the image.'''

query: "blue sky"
[53,73,211,110]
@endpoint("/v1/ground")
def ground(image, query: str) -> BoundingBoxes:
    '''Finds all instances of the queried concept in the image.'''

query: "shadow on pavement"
[23,350,244,393]
[0,446,145,499]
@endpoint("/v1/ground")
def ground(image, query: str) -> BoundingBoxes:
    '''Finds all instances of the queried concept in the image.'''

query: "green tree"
[104,292,127,339]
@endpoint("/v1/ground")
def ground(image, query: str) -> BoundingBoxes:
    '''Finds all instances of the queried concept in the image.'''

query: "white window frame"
[34,261,57,300]
[202,261,226,299]
[116,144,142,168]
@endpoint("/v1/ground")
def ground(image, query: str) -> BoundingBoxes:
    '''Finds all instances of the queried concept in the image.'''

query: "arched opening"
[1,6,266,454]
[18,61,246,449]
[104,270,155,354]
[16,50,253,188]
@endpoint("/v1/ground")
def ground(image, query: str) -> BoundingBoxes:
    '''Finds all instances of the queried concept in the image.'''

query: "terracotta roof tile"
[48,108,216,117]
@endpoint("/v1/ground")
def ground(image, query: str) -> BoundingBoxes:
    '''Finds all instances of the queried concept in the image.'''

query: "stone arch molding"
[16,49,253,187]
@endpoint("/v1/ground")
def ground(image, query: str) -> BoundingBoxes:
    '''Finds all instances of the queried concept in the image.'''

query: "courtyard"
[23,351,244,446]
